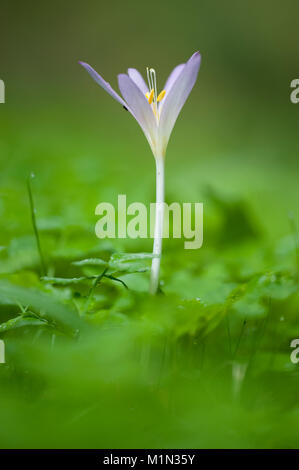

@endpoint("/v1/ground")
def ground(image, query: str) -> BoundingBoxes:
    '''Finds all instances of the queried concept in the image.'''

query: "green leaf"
[72,258,108,267]
[0,315,46,333]
[110,252,157,263]
[0,281,83,336]
[42,276,89,285]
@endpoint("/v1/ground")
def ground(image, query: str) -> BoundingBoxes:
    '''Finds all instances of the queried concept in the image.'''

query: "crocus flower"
[79,52,201,294]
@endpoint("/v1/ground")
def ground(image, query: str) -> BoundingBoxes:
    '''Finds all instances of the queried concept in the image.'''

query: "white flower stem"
[149,156,165,295]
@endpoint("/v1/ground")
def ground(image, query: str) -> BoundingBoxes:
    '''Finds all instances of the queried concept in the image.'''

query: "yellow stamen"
[157,89,166,102]
[147,88,154,104]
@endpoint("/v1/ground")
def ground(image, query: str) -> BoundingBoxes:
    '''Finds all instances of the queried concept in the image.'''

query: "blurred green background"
[1,0,299,449]
[1,0,299,240]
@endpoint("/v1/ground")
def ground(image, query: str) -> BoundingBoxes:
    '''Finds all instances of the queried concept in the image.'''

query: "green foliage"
[0,102,299,449]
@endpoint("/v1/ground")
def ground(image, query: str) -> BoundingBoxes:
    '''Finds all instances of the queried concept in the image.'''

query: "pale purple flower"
[79,52,201,159]
[79,52,201,294]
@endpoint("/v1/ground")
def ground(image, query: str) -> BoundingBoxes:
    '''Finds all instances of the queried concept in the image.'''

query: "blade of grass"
[84,268,108,313]
[233,319,247,359]
[226,314,232,357]
[27,173,46,276]
[104,274,128,290]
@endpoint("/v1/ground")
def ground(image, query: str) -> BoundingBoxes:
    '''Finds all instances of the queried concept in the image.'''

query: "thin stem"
[27,174,46,276]
[84,268,108,313]
[149,157,165,294]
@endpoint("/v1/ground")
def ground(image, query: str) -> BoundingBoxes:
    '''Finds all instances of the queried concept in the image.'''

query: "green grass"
[0,97,299,449]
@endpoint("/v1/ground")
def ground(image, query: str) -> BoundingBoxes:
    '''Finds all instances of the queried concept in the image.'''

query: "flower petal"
[158,63,186,115]
[164,63,185,94]
[79,61,129,109]
[118,74,157,153]
[127,68,149,95]
[158,52,201,156]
